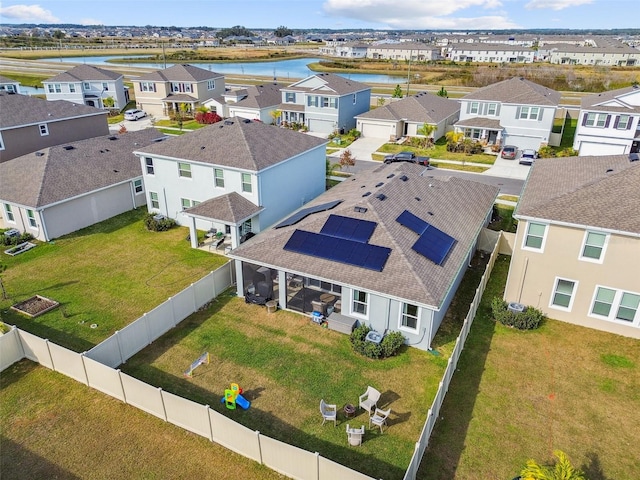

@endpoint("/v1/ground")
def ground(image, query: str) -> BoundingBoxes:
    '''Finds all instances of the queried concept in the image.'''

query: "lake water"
[40,55,406,84]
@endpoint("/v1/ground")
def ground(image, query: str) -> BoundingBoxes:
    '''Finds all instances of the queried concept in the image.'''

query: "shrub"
[144,213,176,232]
[491,297,544,330]
[195,111,222,124]
[350,324,405,359]
[1,232,34,247]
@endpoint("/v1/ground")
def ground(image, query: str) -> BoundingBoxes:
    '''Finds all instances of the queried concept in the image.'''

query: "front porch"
[454,117,504,147]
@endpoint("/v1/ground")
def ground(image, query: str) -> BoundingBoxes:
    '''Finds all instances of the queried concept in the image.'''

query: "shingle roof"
[455,117,503,129]
[137,64,223,82]
[515,155,640,234]
[134,117,327,171]
[44,64,122,83]
[0,93,107,129]
[356,91,460,124]
[0,75,19,84]
[230,163,498,307]
[285,73,370,96]
[0,129,166,208]
[233,83,282,109]
[580,85,640,114]
[185,192,263,224]
[462,77,561,106]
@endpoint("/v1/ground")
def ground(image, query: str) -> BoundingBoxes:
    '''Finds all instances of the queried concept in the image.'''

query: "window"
[171,82,192,93]
[69,84,76,93]
[487,103,497,115]
[207,79,215,90]
[133,179,143,194]
[551,278,577,310]
[241,173,252,193]
[591,287,616,317]
[139,82,156,92]
[4,204,15,222]
[178,162,192,178]
[39,124,49,136]
[400,303,419,331]
[352,94,357,104]
[181,198,191,210]
[617,293,640,322]
[591,287,640,324]
[523,222,547,250]
[469,102,479,114]
[83,82,90,90]
[352,289,368,316]
[0,132,4,151]
[584,113,608,128]
[519,106,540,120]
[214,168,224,188]
[285,92,295,103]
[615,115,631,130]
[27,209,37,228]
[102,82,109,91]
[149,192,160,209]
[48,83,61,93]
[145,157,154,174]
[580,231,607,261]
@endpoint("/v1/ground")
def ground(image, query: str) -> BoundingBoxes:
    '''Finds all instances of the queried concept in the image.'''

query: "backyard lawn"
[0,209,227,352]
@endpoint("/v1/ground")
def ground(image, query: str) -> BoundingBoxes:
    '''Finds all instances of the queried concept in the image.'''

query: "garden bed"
[11,295,60,318]
[4,241,36,256]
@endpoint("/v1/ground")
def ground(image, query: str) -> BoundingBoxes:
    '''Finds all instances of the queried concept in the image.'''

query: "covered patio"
[454,117,504,146]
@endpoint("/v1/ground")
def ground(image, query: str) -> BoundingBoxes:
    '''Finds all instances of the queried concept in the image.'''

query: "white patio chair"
[369,407,391,433]
[358,386,381,417]
[346,424,365,446]
[320,399,337,426]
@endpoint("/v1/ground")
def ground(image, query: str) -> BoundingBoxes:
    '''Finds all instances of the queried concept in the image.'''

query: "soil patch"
[11,295,59,318]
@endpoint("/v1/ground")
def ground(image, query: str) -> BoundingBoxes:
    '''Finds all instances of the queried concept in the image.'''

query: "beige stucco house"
[504,154,640,339]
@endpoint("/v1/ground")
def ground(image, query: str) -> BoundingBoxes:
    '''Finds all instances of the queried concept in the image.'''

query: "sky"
[0,0,636,31]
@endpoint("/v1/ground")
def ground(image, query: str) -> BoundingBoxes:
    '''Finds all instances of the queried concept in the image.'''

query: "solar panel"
[396,210,429,235]
[283,230,391,272]
[320,214,376,243]
[274,200,342,228]
[411,225,456,266]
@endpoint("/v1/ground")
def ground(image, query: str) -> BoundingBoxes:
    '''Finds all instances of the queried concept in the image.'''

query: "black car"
[383,151,430,166]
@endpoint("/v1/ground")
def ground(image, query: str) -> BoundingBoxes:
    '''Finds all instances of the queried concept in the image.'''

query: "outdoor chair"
[358,386,381,416]
[346,424,365,446]
[320,399,337,426]
[369,407,391,433]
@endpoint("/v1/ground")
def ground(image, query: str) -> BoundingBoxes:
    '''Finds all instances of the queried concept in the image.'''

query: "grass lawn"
[0,361,285,480]
[153,119,206,130]
[420,255,640,480]
[120,292,450,480]
[0,209,227,352]
[376,140,497,165]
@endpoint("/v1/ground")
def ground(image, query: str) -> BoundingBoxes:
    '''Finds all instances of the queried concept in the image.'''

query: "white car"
[519,149,538,166]
[124,109,146,121]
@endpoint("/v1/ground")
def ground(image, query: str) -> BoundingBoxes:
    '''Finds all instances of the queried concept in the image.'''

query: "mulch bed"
[11,295,60,318]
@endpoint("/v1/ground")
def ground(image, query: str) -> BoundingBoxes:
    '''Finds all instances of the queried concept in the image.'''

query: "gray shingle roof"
[185,192,263,224]
[455,117,503,129]
[285,73,370,96]
[462,77,561,106]
[356,91,460,124]
[134,117,327,171]
[0,129,166,208]
[137,64,223,82]
[0,93,107,129]
[580,85,640,114]
[44,64,122,83]
[233,83,282,109]
[230,163,498,308]
[515,155,640,234]
[0,75,19,84]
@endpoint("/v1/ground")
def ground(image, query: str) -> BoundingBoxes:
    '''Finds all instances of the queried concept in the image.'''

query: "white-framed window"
[352,94,356,104]
[285,92,295,102]
[487,103,497,115]
[519,106,540,120]
[207,79,215,90]
[615,115,631,130]
[133,179,143,194]
[399,303,419,333]
[4,204,15,222]
[0,132,4,151]
[178,162,192,178]
[102,82,109,91]
[69,84,76,93]
[214,168,224,188]
[39,124,49,136]
[579,231,608,262]
[145,157,154,174]
[585,112,608,128]
[550,277,577,311]
[241,173,252,193]
[149,192,160,209]
[523,221,547,251]
[351,289,368,316]
[181,198,191,210]
[83,82,90,90]
[26,209,37,228]
[47,83,61,93]
[139,82,156,92]
[591,287,640,324]
[171,82,192,93]
[469,102,479,114]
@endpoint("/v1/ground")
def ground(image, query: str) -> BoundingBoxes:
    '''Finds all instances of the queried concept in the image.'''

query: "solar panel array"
[274,200,342,229]
[320,215,376,243]
[396,210,456,266]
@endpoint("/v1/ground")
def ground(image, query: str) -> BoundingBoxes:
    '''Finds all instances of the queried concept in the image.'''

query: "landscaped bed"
[11,295,59,318]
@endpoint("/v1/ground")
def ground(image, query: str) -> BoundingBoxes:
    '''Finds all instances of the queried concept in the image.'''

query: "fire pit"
[11,295,60,318]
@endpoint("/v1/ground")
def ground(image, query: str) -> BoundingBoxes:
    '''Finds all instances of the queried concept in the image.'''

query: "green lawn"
[0,209,227,352]
[376,139,497,165]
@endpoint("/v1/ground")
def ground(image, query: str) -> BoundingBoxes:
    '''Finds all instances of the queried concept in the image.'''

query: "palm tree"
[520,450,586,480]
[269,109,282,126]
[417,122,436,148]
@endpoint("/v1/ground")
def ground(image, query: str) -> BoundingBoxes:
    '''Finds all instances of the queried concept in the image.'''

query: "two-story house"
[279,73,371,134]
[454,77,561,150]
[0,75,20,94]
[573,85,640,156]
[133,64,225,118]
[504,154,640,339]
[133,118,327,249]
[224,83,283,124]
[0,93,109,163]
[43,64,129,110]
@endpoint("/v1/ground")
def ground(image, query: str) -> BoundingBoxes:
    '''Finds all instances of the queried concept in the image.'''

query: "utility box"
[508,302,526,314]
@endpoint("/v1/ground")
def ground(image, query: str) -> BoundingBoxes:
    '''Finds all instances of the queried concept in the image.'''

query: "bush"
[491,297,544,330]
[195,111,222,124]
[144,213,176,232]
[350,324,405,359]
[1,232,34,247]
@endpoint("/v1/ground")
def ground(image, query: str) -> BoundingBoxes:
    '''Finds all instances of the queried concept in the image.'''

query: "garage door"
[503,135,541,150]
[360,122,392,139]
[308,118,335,134]
[579,142,626,156]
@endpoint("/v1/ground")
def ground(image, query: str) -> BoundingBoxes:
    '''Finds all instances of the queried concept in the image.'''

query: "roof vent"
[35,151,45,157]
[606,168,614,173]
[63,145,75,150]
[427,211,434,216]
[354,206,368,213]
[375,182,384,187]
[386,173,395,179]
[243,118,251,123]
[224,120,234,125]
[629,152,639,162]
[201,146,205,150]
[375,193,387,201]
[415,197,421,201]
[113,169,119,173]
[362,191,371,197]
[108,136,118,140]
[399,175,408,182]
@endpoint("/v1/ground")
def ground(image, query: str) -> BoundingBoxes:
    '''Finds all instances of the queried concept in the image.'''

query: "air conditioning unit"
[507,302,526,314]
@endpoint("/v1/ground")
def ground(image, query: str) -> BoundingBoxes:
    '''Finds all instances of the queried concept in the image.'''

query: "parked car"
[501,145,518,160]
[383,151,430,166]
[519,149,538,165]
[124,109,147,121]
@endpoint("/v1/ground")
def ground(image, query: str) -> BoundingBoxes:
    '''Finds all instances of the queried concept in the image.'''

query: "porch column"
[277,271,287,309]
[235,260,244,298]
[188,217,198,249]
[230,225,240,249]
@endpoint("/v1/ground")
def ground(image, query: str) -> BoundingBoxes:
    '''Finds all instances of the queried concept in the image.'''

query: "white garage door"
[360,122,392,139]
[308,118,335,134]
[579,142,627,156]
[504,135,541,150]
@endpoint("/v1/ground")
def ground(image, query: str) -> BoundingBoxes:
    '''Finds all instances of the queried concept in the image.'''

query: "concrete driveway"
[333,136,387,162]
[482,154,532,180]
[109,115,155,133]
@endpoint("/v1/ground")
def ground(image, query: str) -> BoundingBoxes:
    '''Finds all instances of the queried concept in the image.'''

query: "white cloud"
[80,18,104,26]
[0,4,60,23]
[525,0,593,11]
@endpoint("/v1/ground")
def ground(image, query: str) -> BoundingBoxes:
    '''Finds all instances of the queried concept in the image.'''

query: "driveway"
[331,136,387,162]
[109,115,154,133]
[482,154,532,180]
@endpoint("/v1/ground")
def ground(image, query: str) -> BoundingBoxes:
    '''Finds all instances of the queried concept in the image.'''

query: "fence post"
[315,451,320,480]
[79,353,90,386]
[12,325,26,358]
[158,387,168,421]
[211,271,218,298]
[117,369,127,403]
[255,430,263,464]
[44,339,56,371]
[115,330,125,366]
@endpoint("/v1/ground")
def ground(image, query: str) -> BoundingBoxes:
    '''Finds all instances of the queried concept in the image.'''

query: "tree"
[436,86,448,98]
[377,96,386,107]
[274,26,293,38]
[53,30,65,40]
[102,96,115,108]
[392,84,403,98]
[269,109,282,125]
[445,130,464,151]
[339,149,356,171]
[326,159,341,177]
[417,122,436,148]
[520,450,586,480]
